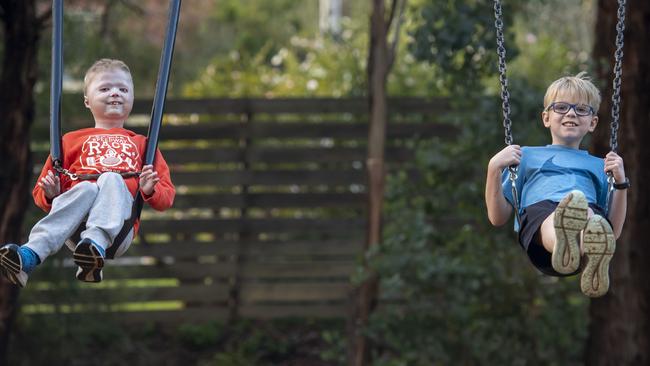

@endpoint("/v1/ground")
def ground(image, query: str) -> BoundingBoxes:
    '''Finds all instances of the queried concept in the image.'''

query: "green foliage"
[10,316,341,366]
[354,1,599,364]
[184,10,442,98]
[366,94,589,365]
[178,321,225,350]
[199,318,340,366]
[183,25,368,98]
[212,0,318,58]
[407,0,517,95]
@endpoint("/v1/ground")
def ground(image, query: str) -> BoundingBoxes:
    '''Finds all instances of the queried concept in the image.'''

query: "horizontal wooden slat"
[166,192,365,209]
[169,170,366,186]
[28,168,417,187]
[28,261,357,281]
[34,96,450,118]
[243,283,351,302]
[140,218,365,234]
[129,240,363,258]
[25,283,350,304]
[23,283,229,303]
[32,121,455,141]
[131,97,451,115]
[24,304,349,323]
[32,147,413,166]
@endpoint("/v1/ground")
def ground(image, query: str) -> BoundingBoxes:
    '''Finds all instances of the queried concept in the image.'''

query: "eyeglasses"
[546,102,595,116]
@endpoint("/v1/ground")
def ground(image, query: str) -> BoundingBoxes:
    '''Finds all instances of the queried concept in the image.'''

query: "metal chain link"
[53,160,79,181]
[493,0,513,146]
[493,0,520,225]
[605,0,627,214]
[609,0,626,153]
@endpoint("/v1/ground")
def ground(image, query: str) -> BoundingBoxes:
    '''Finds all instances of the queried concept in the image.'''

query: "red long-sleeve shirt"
[33,127,175,235]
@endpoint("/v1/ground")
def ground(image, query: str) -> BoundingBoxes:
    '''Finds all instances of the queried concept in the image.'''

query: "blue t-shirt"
[501,145,609,231]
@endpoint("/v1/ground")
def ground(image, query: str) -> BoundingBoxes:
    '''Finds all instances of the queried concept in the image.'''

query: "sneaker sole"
[73,242,104,283]
[0,245,27,287]
[552,190,588,274]
[581,215,615,298]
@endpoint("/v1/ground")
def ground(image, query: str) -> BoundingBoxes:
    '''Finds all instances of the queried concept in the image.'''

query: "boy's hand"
[604,151,626,183]
[38,170,61,200]
[488,145,522,172]
[139,165,159,196]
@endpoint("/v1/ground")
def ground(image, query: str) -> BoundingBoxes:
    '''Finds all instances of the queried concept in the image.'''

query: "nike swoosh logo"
[539,156,603,196]
[539,156,573,177]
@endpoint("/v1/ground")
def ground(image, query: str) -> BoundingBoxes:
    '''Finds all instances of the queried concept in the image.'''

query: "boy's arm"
[485,145,522,226]
[604,151,627,239]
[141,149,175,211]
[32,156,55,212]
[607,189,627,239]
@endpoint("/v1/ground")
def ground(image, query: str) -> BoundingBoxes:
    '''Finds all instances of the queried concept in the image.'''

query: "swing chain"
[609,0,626,153]
[494,0,521,225]
[493,0,513,146]
[53,160,79,181]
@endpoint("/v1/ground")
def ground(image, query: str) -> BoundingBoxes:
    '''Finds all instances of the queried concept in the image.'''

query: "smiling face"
[84,68,134,129]
[542,91,598,149]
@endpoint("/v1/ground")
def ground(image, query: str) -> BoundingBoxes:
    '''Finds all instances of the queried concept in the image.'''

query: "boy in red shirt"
[0,59,175,287]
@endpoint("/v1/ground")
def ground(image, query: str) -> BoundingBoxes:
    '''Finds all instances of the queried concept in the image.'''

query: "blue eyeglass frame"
[546,102,595,116]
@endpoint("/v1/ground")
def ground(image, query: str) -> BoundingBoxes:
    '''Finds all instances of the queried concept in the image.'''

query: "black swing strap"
[106,0,182,258]
[50,0,63,169]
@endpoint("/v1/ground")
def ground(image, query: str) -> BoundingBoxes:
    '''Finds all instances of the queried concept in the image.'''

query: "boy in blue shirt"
[485,73,628,297]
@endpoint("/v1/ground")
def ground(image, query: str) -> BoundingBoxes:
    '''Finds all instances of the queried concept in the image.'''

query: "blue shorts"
[519,200,607,277]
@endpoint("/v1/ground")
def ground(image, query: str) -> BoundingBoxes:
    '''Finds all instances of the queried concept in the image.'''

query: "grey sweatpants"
[25,172,135,261]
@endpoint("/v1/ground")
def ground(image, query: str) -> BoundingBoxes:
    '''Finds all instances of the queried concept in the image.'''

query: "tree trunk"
[0,0,42,361]
[587,1,650,365]
[348,1,390,365]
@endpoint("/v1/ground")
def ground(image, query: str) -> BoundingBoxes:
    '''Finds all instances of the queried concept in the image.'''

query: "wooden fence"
[22,97,455,323]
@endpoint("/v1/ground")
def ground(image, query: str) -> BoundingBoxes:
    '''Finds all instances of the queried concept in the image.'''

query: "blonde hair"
[83,58,132,95]
[543,72,601,114]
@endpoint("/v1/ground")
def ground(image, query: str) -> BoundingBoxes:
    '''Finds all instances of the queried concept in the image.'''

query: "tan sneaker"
[581,215,616,297]
[552,190,588,274]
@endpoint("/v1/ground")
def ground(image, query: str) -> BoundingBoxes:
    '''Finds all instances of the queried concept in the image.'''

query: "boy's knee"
[97,172,124,187]
[75,181,99,197]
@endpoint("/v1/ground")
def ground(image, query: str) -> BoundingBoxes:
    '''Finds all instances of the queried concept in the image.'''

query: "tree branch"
[99,0,115,40]
[37,8,52,30]
[388,0,407,70]
[118,0,146,16]
[386,0,399,31]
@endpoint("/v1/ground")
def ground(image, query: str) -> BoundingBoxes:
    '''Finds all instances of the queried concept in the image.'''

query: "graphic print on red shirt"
[80,134,140,174]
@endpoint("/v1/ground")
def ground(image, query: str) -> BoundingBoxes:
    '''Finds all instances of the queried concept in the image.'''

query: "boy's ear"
[589,115,599,132]
[541,110,551,128]
[83,95,90,109]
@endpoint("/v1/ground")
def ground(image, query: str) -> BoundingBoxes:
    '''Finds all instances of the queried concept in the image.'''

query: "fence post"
[227,107,254,323]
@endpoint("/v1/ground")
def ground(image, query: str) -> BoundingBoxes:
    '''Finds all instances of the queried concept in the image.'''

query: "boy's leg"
[74,172,133,282]
[544,191,589,274]
[0,182,99,286]
[24,181,100,260]
[581,215,616,297]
